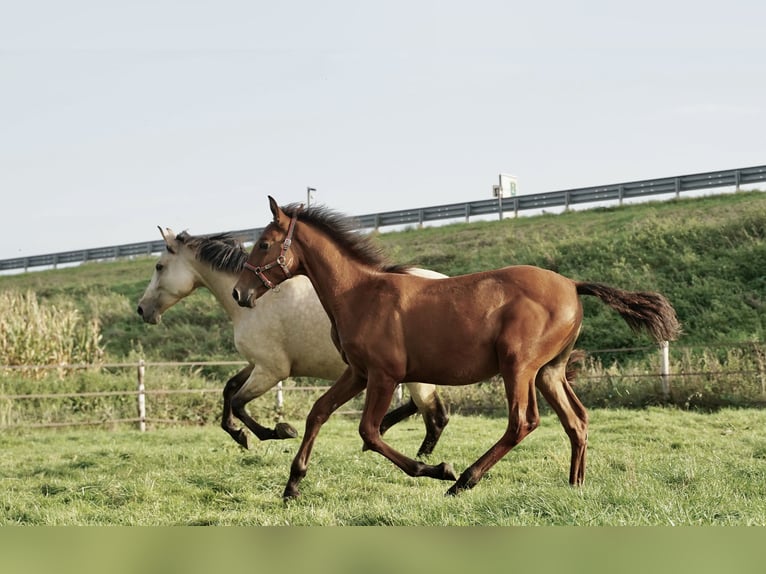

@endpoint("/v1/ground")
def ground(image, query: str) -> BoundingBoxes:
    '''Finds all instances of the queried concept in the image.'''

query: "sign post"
[493,174,518,220]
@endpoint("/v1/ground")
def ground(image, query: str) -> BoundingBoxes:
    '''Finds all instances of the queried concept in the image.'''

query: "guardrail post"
[659,341,670,399]
[137,359,146,432]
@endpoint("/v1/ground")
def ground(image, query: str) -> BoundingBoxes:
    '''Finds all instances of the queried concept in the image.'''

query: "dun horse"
[136,227,450,456]
[232,198,681,499]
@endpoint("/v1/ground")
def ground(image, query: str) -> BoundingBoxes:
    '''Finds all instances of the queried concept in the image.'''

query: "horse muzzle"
[136,303,162,324]
[232,286,257,308]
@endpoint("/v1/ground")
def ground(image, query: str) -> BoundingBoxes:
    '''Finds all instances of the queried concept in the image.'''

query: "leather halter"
[242,208,301,291]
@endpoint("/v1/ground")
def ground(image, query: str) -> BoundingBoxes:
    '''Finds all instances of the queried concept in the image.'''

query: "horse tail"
[575,282,681,342]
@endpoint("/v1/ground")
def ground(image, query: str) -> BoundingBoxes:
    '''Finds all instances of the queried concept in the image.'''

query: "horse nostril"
[137,305,144,316]
[232,288,240,302]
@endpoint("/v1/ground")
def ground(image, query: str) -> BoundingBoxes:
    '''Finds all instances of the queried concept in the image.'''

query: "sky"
[2,0,765,260]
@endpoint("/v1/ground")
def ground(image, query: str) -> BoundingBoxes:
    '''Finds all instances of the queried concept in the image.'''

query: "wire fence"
[1,341,765,430]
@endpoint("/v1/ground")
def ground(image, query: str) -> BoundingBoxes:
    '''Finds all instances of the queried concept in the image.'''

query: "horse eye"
[155,263,164,272]
[259,241,270,250]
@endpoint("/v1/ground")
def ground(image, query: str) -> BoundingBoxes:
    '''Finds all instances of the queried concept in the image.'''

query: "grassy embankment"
[1,190,765,426]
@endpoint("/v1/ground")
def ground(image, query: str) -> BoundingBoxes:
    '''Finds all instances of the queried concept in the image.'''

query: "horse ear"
[268,196,280,221]
[158,226,178,253]
[268,196,290,230]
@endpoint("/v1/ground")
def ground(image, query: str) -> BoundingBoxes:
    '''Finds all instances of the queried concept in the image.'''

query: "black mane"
[280,203,411,273]
[175,231,248,273]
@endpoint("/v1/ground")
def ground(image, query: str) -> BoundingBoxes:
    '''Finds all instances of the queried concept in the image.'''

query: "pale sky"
[2,0,765,260]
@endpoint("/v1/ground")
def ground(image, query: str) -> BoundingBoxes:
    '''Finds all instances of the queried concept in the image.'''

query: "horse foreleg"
[221,365,255,449]
[359,377,457,482]
[232,370,299,442]
[283,368,367,501]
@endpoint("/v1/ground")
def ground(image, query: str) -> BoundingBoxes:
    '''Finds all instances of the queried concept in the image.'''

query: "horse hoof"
[445,478,472,496]
[437,462,458,481]
[275,422,299,439]
[234,429,251,450]
[282,485,300,501]
[445,483,461,497]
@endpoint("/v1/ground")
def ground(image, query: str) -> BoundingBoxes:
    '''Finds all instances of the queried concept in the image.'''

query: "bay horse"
[232,197,681,499]
[136,227,450,456]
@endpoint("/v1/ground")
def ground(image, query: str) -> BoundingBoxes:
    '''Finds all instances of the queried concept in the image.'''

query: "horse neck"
[183,251,244,321]
[296,224,376,320]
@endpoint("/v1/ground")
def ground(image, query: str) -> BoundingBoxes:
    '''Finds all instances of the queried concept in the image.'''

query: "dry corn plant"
[0,290,104,378]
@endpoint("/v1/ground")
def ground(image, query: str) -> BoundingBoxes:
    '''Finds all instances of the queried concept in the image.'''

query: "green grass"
[3,408,766,525]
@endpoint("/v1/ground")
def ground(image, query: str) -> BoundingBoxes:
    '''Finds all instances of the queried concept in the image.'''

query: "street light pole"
[307,187,316,208]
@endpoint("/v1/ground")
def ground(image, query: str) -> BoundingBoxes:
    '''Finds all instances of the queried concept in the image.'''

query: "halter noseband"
[243,207,301,291]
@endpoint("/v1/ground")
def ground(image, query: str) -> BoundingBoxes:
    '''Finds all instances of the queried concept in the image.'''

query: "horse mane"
[175,231,248,273]
[280,203,412,274]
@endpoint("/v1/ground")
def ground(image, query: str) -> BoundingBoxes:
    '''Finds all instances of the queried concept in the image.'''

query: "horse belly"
[403,332,499,386]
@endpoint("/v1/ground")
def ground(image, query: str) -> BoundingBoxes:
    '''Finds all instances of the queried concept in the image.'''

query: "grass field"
[3,407,766,526]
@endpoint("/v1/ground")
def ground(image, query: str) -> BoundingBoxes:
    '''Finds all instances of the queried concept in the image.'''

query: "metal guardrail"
[2,164,765,272]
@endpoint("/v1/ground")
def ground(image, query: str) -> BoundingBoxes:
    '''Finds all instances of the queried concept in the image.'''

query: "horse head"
[136,226,199,324]
[232,197,302,308]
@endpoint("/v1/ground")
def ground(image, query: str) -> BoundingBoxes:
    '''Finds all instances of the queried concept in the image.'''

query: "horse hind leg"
[378,397,418,437]
[448,360,540,496]
[536,353,589,486]
[404,382,450,457]
[376,390,450,458]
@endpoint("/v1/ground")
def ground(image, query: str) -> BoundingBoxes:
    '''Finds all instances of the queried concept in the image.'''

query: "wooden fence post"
[660,341,670,399]
[752,342,766,396]
[275,380,284,412]
[137,359,146,432]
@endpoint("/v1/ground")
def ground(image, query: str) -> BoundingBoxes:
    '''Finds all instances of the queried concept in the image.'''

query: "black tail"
[576,282,681,342]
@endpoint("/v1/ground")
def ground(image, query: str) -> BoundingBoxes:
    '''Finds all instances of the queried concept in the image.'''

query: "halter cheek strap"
[243,207,301,291]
